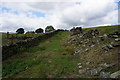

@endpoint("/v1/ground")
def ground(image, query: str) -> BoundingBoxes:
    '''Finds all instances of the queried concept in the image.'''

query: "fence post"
[11,34,13,45]
[28,33,30,40]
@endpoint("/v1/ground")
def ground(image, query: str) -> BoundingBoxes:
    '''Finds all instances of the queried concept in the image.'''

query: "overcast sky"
[0,0,119,32]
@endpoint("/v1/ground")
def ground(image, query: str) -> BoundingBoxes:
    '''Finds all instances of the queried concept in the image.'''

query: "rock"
[77,63,82,66]
[110,70,120,78]
[91,45,95,47]
[86,61,91,65]
[88,67,103,76]
[118,51,120,54]
[100,72,111,78]
[85,49,89,52]
[104,34,107,37]
[99,36,104,41]
[70,27,82,36]
[99,36,103,38]
[106,44,113,49]
[83,45,85,47]
[78,66,82,69]
[101,63,116,68]
[105,63,116,68]
[112,42,120,47]
[85,42,87,44]
[102,46,109,52]
[78,68,87,74]
[112,35,118,38]
[108,34,119,38]
[87,68,90,70]
[115,38,120,42]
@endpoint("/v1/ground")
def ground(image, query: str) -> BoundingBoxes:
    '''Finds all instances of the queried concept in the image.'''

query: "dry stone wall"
[2,30,64,60]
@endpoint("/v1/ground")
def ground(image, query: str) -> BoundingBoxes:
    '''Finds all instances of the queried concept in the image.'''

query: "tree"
[45,25,55,33]
[16,28,24,34]
[35,28,44,33]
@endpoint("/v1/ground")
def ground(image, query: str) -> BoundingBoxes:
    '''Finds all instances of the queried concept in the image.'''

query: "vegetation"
[35,28,44,33]
[45,25,55,33]
[16,28,24,34]
[2,33,43,46]
[2,25,120,78]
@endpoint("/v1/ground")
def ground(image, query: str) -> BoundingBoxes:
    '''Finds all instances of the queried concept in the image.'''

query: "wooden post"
[28,33,30,40]
[7,32,9,39]
[11,34,13,45]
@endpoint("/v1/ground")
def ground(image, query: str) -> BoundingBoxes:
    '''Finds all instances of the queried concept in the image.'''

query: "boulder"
[118,51,120,54]
[108,35,118,38]
[100,63,116,68]
[78,68,87,74]
[106,44,113,49]
[105,63,116,68]
[112,35,118,38]
[88,67,103,76]
[104,34,107,37]
[100,72,111,78]
[115,38,120,42]
[110,70,120,78]
[112,42,120,47]
[85,49,89,52]
[70,27,82,36]
[86,61,92,65]
[78,66,82,69]
[77,63,82,66]
[91,45,95,47]
[102,46,109,52]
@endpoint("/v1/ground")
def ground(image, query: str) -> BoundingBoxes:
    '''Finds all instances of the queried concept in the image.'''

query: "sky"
[0,0,119,32]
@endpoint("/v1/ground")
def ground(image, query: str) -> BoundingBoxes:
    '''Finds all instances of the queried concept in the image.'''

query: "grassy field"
[3,31,81,78]
[2,25,120,78]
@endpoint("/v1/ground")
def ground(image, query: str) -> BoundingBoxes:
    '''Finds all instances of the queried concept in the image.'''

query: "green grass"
[2,31,81,78]
[2,25,120,78]
[83,25,119,35]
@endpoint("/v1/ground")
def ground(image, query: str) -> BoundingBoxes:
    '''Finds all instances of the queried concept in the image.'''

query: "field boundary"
[2,29,64,60]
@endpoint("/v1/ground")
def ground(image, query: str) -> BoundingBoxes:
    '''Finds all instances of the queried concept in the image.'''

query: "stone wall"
[2,30,64,60]
[70,27,82,36]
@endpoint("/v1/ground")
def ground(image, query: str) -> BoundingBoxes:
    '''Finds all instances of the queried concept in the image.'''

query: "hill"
[2,25,120,78]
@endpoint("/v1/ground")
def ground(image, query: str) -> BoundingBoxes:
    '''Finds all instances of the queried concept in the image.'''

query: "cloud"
[0,0,118,32]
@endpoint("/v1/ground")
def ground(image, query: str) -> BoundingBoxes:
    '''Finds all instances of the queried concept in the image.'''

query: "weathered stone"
[100,72,111,78]
[110,70,120,78]
[100,37,104,41]
[105,63,116,68]
[87,68,90,70]
[78,66,82,69]
[112,35,118,38]
[101,63,116,68]
[91,45,95,47]
[102,46,109,52]
[112,42,120,47]
[85,42,87,44]
[115,38,120,42]
[78,68,87,74]
[106,44,113,49]
[86,61,91,65]
[70,27,82,36]
[104,34,107,37]
[85,49,89,52]
[88,67,103,76]
[118,51,120,54]
[77,63,82,66]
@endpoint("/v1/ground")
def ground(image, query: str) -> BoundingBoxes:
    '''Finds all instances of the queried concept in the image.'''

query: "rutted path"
[3,31,81,78]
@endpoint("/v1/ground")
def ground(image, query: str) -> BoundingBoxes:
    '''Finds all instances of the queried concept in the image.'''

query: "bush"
[16,28,24,34]
[35,28,44,33]
[45,25,55,33]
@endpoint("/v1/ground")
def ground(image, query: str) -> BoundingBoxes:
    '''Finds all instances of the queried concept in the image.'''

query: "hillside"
[2,25,120,78]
